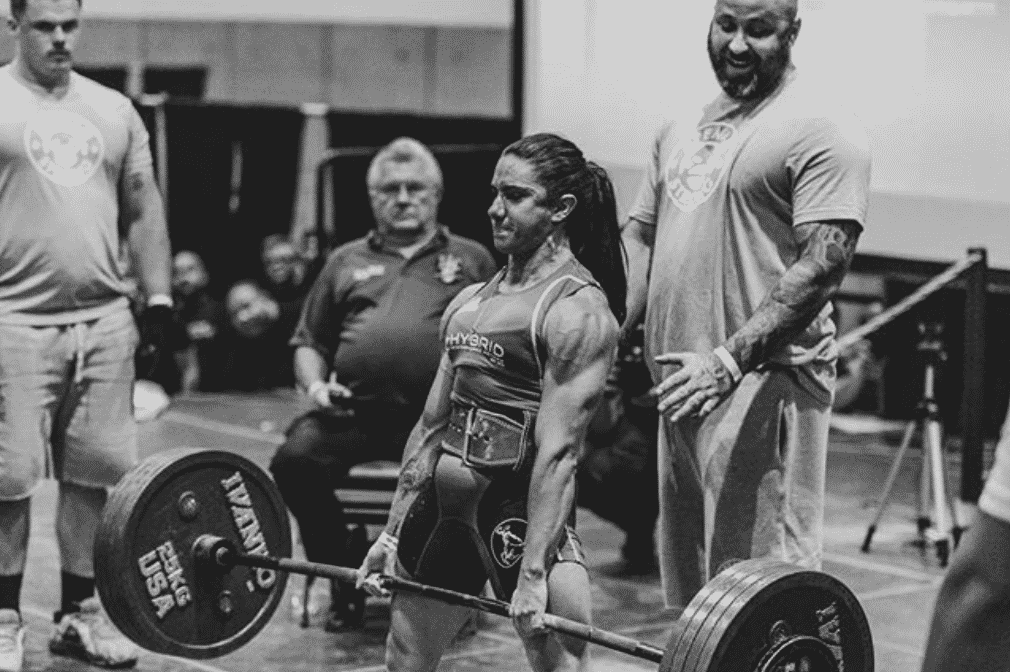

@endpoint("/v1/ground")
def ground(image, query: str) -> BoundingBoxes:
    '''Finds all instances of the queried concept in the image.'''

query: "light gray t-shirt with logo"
[0,64,154,325]
[629,68,871,399]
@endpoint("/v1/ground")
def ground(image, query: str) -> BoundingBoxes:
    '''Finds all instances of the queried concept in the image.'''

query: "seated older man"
[269,137,497,630]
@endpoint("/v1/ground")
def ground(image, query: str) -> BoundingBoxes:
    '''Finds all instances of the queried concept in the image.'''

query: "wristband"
[713,346,743,384]
[147,293,173,308]
[378,531,398,552]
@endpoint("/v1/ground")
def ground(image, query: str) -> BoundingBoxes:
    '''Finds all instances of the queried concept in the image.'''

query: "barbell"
[93,448,875,672]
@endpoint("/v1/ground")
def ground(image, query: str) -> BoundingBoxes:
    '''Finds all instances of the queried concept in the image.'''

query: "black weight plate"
[683,560,800,672]
[95,448,292,659]
[661,559,776,672]
[692,559,874,672]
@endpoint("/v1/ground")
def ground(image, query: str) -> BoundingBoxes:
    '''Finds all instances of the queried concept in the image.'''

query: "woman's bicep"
[535,294,619,453]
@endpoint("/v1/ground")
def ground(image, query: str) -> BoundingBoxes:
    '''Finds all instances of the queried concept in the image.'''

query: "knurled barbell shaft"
[198,535,665,664]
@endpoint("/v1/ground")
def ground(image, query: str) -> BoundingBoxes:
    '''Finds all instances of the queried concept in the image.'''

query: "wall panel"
[76,19,143,67]
[142,21,234,99]
[0,17,511,119]
[230,22,326,104]
[327,25,428,112]
[433,28,511,117]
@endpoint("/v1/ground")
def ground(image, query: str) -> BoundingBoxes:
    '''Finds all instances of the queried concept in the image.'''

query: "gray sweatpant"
[657,364,833,608]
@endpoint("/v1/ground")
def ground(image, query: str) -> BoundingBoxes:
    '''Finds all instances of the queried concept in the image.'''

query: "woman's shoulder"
[542,288,619,362]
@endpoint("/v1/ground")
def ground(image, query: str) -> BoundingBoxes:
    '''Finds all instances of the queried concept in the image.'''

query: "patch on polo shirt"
[437,253,463,284]
[351,264,386,282]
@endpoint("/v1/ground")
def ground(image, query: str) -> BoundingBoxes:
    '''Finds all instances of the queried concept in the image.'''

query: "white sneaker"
[0,609,24,672]
[49,597,137,669]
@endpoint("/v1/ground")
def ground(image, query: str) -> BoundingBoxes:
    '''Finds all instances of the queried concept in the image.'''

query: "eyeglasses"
[371,181,433,201]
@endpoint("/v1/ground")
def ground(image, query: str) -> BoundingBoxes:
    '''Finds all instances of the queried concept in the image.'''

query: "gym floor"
[19,391,952,672]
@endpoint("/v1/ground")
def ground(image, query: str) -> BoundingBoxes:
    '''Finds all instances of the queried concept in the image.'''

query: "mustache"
[712,46,758,70]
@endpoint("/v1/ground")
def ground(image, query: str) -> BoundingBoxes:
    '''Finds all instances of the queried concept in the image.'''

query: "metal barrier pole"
[961,247,988,504]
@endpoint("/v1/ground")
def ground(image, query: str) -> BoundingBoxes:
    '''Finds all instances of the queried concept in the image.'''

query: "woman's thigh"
[385,593,473,672]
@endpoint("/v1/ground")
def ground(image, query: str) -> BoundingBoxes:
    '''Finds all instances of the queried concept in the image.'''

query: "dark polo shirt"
[291,226,497,410]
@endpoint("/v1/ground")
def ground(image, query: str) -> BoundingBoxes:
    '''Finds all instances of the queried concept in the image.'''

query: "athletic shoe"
[0,609,24,672]
[49,597,138,669]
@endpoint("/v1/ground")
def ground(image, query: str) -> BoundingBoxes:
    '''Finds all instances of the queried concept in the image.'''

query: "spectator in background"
[168,250,224,394]
[262,234,309,303]
[217,280,295,392]
[260,234,308,347]
[269,137,497,631]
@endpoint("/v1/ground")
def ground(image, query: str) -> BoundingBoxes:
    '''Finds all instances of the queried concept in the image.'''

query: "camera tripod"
[861,323,964,567]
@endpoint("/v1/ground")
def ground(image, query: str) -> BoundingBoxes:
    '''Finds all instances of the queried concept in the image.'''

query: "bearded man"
[621,0,872,607]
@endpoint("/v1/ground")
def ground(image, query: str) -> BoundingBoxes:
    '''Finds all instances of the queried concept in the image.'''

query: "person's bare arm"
[176,345,200,394]
[381,351,455,537]
[621,218,655,340]
[653,219,861,421]
[512,291,619,632]
[122,171,171,299]
[921,511,1010,672]
[293,345,329,391]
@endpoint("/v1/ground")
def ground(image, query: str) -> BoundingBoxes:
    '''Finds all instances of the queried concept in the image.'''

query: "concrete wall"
[0,18,512,116]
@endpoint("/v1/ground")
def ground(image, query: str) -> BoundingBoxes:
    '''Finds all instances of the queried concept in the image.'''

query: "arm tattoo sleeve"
[723,220,861,373]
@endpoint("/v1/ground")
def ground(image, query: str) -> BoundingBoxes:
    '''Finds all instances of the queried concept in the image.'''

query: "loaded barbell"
[94,448,875,671]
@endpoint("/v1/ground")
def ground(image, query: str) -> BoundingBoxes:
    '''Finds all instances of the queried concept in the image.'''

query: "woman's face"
[487,154,559,256]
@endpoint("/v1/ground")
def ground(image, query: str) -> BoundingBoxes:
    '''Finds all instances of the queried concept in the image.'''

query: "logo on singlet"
[445,331,506,368]
[664,122,737,212]
[490,518,526,568]
[23,109,104,187]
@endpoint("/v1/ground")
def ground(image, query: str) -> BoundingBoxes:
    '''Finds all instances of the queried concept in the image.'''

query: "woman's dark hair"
[502,132,627,324]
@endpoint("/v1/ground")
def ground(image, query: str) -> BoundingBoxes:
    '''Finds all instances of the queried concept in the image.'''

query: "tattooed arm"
[121,169,172,299]
[723,220,861,372]
[652,220,861,422]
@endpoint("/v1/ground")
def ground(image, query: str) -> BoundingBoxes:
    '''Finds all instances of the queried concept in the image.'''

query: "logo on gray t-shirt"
[23,109,104,187]
[664,121,737,213]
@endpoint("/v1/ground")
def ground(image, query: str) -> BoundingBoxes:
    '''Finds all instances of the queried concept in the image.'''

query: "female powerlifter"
[356,132,626,672]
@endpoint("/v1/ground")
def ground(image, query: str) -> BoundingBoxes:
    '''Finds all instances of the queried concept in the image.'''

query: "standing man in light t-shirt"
[0,0,172,669]
[622,0,871,608]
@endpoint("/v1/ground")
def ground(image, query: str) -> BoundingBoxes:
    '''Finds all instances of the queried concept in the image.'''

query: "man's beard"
[708,36,792,101]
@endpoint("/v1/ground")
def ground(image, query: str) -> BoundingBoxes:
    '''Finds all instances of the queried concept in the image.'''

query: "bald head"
[708,0,800,100]
[714,0,797,21]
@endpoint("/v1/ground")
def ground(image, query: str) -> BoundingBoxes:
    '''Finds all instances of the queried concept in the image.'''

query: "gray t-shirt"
[628,67,871,398]
[0,65,154,324]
